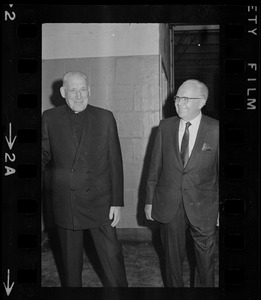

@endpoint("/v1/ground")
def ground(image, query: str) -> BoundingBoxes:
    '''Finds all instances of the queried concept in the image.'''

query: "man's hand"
[144,204,154,221]
[109,206,122,227]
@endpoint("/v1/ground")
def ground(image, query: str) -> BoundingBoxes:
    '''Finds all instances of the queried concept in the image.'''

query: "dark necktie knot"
[185,122,191,129]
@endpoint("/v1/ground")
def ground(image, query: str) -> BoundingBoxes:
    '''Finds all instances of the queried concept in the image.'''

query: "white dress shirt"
[178,112,202,157]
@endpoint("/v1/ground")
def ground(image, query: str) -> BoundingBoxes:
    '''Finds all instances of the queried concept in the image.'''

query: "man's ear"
[199,99,206,109]
[60,86,65,98]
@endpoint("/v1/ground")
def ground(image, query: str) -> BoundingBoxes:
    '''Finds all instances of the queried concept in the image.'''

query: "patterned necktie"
[181,122,191,167]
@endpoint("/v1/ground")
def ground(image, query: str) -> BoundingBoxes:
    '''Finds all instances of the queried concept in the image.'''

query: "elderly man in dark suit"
[42,71,128,287]
[145,79,219,287]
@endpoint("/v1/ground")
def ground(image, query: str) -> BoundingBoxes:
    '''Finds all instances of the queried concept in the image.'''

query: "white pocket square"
[202,143,211,151]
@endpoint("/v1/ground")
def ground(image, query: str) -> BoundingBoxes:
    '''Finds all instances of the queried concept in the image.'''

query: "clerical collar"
[67,105,87,116]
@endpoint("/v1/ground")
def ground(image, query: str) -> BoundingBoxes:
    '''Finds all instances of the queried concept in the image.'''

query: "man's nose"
[76,91,82,99]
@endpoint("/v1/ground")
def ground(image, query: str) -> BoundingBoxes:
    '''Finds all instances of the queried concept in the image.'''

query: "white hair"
[182,79,209,100]
[62,71,88,87]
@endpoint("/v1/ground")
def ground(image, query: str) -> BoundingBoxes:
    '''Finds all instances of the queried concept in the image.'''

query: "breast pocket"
[199,150,215,155]
[197,150,217,162]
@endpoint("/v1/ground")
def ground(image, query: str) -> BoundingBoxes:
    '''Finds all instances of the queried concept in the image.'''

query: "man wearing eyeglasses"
[145,79,219,287]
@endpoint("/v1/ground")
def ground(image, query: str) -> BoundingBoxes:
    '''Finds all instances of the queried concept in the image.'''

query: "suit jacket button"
[70,169,74,172]
[86,188,90,192]
[71,188,74,191]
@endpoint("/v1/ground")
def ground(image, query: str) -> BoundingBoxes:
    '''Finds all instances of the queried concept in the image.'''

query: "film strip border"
[2,4,41,300]
[219,5,259,296]
[2,4,259,299]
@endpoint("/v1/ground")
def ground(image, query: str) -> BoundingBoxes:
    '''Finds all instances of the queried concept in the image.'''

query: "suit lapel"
[62,106,79,149]
[186,115,208,168]
[171,117,183,168]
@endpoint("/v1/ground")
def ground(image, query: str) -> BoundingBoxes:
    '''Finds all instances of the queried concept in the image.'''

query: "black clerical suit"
[42,104,128,287]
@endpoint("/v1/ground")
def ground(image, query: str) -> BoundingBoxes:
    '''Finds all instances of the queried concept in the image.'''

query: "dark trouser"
[160,201,217,287]
[57,223,128,287]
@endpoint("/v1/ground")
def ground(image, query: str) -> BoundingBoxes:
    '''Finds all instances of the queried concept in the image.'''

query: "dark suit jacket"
[42,104,123,230]
[146,114,219,228]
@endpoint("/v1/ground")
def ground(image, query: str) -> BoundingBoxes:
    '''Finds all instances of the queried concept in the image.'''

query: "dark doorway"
[171,25,220,120]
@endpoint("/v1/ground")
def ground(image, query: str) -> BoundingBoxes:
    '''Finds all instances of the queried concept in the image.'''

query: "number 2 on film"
[4,123,17,176]
[5,4,16,21]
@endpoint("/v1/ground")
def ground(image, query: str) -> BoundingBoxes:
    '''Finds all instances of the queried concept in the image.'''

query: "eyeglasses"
[174,96,203,104]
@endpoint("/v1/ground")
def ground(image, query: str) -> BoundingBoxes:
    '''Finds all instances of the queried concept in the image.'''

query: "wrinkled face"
[60,74,89,112]
[175,82,206,121]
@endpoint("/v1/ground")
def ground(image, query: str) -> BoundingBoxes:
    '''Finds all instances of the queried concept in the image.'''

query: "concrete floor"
[41,229,219,288]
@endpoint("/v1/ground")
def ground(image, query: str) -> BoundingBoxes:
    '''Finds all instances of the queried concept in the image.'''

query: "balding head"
[178,79,209,101]
[62,71,88,88]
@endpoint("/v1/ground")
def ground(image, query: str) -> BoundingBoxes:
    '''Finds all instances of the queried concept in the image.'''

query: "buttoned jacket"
[42,104,123,229]
[146,114,219,228]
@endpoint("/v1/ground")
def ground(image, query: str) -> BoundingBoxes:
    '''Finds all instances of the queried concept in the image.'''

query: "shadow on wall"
[136,125,167,284]
[136,125,158,229]
[162,91,177,119]
[136,91,177,230]
[135,92,177,286]
[50,80,64,107]
[42,80,64,231]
